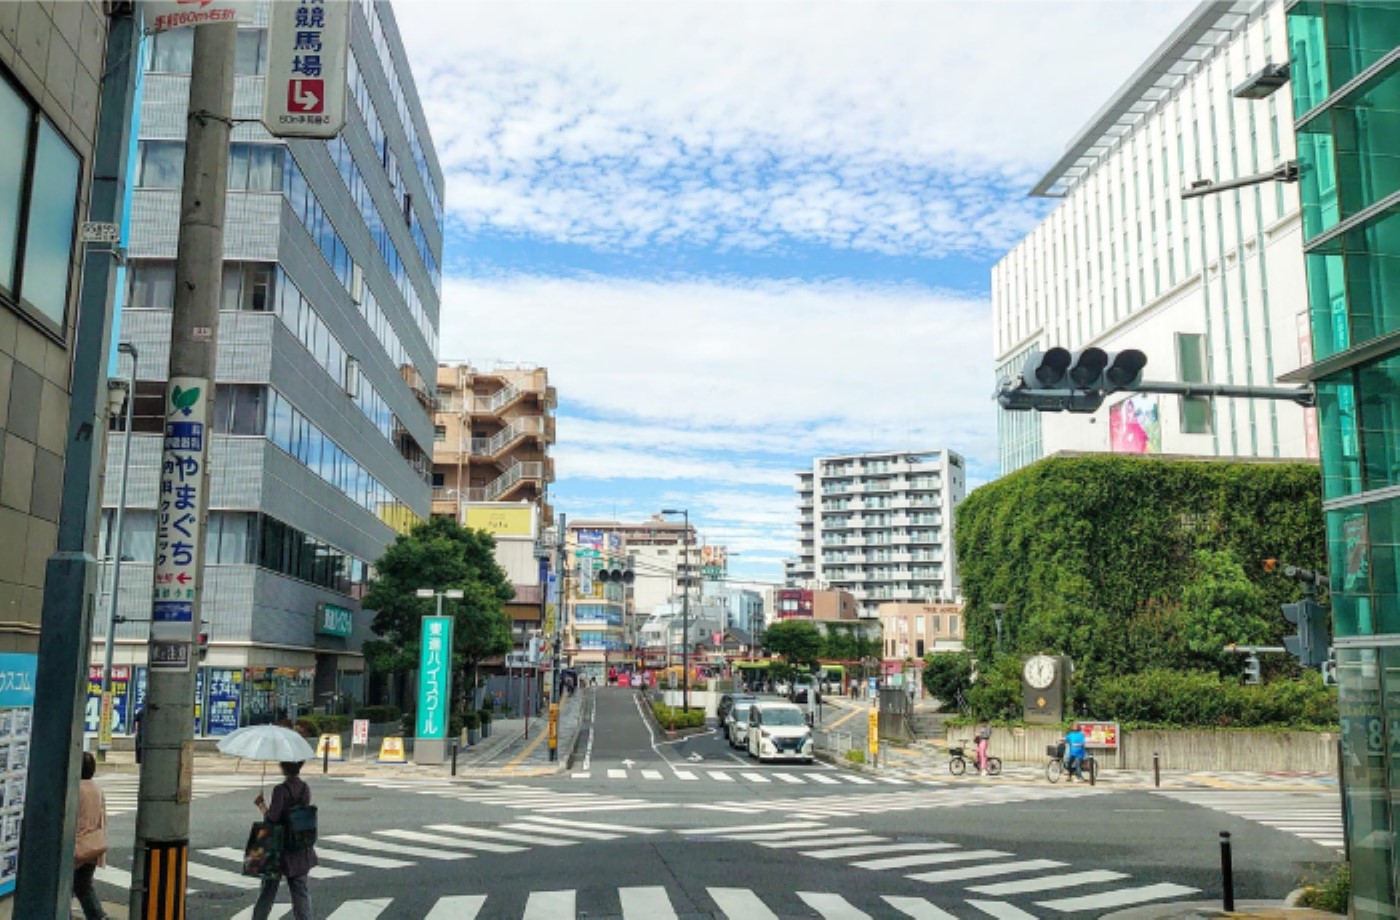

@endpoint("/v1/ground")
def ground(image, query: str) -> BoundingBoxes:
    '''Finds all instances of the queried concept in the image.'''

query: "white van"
[747,701,814,763]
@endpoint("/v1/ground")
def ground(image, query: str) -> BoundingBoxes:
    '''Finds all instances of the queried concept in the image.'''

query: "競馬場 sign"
[416,616,453,740]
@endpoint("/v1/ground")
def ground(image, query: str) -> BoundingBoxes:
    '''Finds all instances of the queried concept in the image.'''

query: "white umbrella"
[217,725,317,790]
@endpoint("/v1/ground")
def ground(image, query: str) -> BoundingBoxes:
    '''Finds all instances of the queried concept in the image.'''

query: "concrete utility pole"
[553,513,567,700]
[128,21,236,919]
[13,5,142,916]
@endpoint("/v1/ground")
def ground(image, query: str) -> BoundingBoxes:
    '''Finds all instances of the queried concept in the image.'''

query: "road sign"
[143,0,253,33]
[80,222,120,244]
[262,0,349,139]
[352,719,369,746]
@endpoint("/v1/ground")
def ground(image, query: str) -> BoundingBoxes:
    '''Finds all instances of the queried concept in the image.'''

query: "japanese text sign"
[150,376,210,666]
[143,0,253,33]
[415,616,453,740]
[262,0,350,139]
[1075,721,1120,750]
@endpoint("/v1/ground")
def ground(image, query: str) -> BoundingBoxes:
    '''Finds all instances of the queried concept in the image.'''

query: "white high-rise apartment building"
[993,0,1316,476]
[790,450,966,619]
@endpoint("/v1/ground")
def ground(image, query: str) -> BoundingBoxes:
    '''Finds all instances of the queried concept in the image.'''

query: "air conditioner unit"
[344,357,361,399]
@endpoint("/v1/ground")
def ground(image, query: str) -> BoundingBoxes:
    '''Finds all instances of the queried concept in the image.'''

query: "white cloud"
[396,0,1197,256]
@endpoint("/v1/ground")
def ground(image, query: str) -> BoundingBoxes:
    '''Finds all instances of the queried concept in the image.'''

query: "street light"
[99,343,137,760]
[416,587,465,615]
[660,509,691,711]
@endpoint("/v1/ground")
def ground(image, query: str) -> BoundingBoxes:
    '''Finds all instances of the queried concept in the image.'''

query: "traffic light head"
[1281,599,1329,668]
[1103,350,1147,392]
[198,631,210,662]
[1067,348,1108,388]
[1022,347,1072,389]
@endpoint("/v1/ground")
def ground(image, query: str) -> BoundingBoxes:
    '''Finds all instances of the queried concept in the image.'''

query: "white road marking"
[326,899,392,919]
[882,896,959,919]
[799,892,871,919]
[424,895,486,919]
[523,889,576,920]
[803,842,956,860]
[1037,883,1201,912]
[969,870,1130,895]
[673,769,698,780]
[620,886,677,919]
[967,901,1040,919]
[854,849,1011,871]
[321,834,470,861]
[708,887,780,920]
[906,859,1067,882]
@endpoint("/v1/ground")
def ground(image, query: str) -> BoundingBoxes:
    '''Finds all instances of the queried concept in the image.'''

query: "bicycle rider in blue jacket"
[1064,726,1087,780]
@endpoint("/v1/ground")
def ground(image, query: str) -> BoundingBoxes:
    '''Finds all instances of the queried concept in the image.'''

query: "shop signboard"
[1075,721,1119,750]
[205,668,243,736]
[317,603,354,638]
[262,0,350,139]
[150,376,211,670]
[85,665,131,735]
[0,653,36,895]
[416,616,453,739]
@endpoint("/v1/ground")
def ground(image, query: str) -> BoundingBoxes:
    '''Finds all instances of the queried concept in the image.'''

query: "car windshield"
[764,709,806,726]
[732,703,751,718]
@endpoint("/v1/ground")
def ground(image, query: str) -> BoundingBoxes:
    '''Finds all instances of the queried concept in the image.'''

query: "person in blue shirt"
[1064,726,1087,780]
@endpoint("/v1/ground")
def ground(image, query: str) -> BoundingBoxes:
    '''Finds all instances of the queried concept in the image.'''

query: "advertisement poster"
[1076,721,1120,750]
[205,668,243,736]
[85,665,132,735]
[1109,395,1162,454]
[1344,514,1370,594]
[0,653,36,895]
[701,545,728,580]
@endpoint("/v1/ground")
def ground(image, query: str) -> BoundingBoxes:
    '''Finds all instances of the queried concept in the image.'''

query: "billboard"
[466,505,536,537]
[1109,395,1161,454]
[701,545,727,580]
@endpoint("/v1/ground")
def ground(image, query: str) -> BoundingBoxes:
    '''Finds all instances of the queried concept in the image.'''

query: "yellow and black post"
[143,839,190,920]
[548,702,560,761]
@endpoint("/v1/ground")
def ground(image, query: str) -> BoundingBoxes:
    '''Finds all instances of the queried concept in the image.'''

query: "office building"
[993,0,1314,476]
[1286,3,1400,912]
[773,588,858,622]
[92,0,443,731]
[877,602,964,660]
[431,361,555,523]
[0,2,106,649]
[791,450,966,618]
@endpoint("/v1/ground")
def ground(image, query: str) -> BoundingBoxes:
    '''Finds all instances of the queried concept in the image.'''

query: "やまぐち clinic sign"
[416,616,453,740]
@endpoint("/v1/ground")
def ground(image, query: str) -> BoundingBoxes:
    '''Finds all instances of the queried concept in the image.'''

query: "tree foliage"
[819,623,880,662]
[364,517,515,706]
[761,620,823,666]
[954,455,1324,686]
[922,651,974,707]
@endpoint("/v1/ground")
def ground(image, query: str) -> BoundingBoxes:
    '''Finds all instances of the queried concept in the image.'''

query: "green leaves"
[761,620,823,666]
[170,385,201,416]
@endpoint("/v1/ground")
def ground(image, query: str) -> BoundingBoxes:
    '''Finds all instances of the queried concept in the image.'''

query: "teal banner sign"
[416,616,453,739]
[317,603,354,638]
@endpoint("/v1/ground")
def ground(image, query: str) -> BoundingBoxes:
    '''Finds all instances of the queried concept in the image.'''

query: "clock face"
[1023,655,1056,690]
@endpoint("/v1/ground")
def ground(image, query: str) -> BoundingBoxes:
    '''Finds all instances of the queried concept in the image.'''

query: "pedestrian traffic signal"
[197,631,210,662]
[1281,598,1329,668]
[1243,655,1261,685]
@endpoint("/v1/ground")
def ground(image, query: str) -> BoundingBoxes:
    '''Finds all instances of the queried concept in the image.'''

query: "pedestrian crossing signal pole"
[128,20,236,920]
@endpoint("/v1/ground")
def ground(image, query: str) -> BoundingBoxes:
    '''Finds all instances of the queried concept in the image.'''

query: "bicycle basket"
[948,747,965,758]
[1049,742,1066,759]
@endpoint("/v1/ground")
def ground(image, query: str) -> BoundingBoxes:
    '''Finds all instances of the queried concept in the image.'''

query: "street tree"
[762,620,823,670]
[364,517,515,716]
[921,651,974,709]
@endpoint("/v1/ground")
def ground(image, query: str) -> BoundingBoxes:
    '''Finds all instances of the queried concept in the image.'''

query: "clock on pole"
[1022,654,1071,722]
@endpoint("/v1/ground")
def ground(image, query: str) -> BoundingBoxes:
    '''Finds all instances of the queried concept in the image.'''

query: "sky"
[392,0,1198,583]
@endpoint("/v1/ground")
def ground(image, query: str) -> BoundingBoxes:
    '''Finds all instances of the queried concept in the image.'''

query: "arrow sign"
[621,759,636,769]
[289,80,323,114]
[176,573,191,585]
[687,752,704,762]
[262,0,348,139]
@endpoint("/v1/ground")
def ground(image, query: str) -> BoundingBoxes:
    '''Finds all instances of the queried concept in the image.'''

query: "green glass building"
[1287,1,1400,913]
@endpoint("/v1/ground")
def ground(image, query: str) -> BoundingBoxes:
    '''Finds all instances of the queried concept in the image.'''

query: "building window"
[916,640,925,657]
[146,28,194,72]
[433,424,446,442]
[431,472,444,488]
[1176,332,1213,434]
[137,140,184,189]
[0,73,81,335]
[234,29,269,76]
[127,261,176,310]
[212,384,266,435]
[227,144,284,191]
[221,262,276,311]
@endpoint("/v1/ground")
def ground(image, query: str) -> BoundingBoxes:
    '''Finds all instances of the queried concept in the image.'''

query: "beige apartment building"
[878,602,965,660]
[431,362,556,524]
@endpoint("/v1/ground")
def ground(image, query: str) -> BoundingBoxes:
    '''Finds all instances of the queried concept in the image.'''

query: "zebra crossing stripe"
[620,886,678,920]
[521,816,664,834]
[425,824,572,848]
[905,858,1066,883]
[742,773,772,784]
[641,769,663,780]
[423,895,486,920]
[571,772,591,779]
[708,770,735,782]
[322,834,471,861]
[802,841,954,860]
[1036,882,1200,912]
[673,769,698,780]
[608,768,627,778]
[799,891,871,919]
[504,821,620,841]
[854,849,1009,871]
[771,773,804,784]
[308,846,414,869]
[708,887,780,920]
[966,901,1039,919]
[232,904,289,920]
[199,847,352,880]
[881,896,959,919]
[761,835,886,850]
[968,869,1130,895]
[808,774,840,784]
[326,898,392,919]
[523,889,576,919]
[184,859,262,889]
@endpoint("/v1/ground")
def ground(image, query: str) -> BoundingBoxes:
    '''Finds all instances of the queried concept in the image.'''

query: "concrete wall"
[945,724,1337,774]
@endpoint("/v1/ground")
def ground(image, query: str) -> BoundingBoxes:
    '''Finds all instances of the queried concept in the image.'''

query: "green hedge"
[1085,668,1337,729]
[298,714,350,735]
[354,705,401,723]
[652,703,705,728]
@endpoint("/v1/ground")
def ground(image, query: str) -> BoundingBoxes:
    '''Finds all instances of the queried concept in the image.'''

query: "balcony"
[469,416,551,461]
[464,460,549,502]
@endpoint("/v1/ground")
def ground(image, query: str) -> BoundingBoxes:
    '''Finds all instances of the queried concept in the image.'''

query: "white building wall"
[993,0,1317,475]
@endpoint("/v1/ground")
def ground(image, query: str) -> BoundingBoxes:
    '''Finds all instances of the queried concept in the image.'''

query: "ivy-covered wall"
[954,454,1325,688]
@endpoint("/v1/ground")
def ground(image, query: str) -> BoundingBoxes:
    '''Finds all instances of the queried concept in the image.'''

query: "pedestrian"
[131,706,144,765]
[251,761,317,920]
[974,720,992,775]
[73,752,109,920]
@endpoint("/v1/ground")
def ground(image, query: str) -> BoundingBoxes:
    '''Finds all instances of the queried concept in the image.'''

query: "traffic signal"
[197,630,210,662]
[999,347,1148,413]
[1281,598,1329,668]
[1243,655,1261,685]
[1102,350,1148,393]
[1021,347,1073,388]
[596,566,635,584]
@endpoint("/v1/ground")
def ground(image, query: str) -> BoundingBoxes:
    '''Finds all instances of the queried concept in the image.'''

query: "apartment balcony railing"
[464,460,548,502]
[468,416,550,460]
[437,379,554,417]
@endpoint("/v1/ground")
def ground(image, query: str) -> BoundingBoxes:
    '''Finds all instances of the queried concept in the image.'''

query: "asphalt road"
[88,688,1343,918]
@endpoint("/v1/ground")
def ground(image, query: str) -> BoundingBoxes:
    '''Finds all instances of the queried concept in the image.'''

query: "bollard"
[1219,831,1234,911]
[1153,752,1161,788]
[1089,758,1095,786]
[323,740,330,775]
[451,740,459,777]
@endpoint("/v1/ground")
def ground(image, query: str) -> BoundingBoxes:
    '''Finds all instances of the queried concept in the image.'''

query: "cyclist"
[974,720,992,775]
[1063,725,1087,781]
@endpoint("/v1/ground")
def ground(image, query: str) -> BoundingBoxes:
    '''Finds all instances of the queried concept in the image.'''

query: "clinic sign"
[416,616,453,739]
[262,0,350,139]
[149,377,211,671]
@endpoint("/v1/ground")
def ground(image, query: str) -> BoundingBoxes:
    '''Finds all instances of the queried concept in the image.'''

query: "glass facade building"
[91,0,443,730]
[1288,1,1400,913]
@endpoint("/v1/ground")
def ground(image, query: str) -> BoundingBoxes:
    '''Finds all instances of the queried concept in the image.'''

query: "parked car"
[727,700,757,749]
[717,693,754,739]
[747,701,815,763]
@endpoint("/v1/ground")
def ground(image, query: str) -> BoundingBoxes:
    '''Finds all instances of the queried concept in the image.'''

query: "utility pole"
[100,342,139,761]
[128,21,236,919]
[13,5,142,916]
[553,513,567,700]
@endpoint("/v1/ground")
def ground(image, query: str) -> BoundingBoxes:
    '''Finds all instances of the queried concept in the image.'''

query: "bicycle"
[1044,743,1098,783]
[948,742,1001,776]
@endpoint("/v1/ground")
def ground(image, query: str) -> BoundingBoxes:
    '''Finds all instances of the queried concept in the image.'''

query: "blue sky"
[394,0,1197,584]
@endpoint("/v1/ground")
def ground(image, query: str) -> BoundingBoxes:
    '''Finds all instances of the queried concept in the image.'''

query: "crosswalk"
[97,773,267,817]
[93,815,663,900]
[569,767,913,787]
[680,820,1199,915]
[693,783,1105,819]
[173,882,1199,919]
[1153,789,1345,851]
[339,776,671,814]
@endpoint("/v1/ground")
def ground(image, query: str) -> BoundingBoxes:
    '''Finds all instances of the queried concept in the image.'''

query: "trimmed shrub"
[477,708,493,725]
[652,703,705,728]
[299,714,350,736]
[354,705,401,724]
[1296,862,1348,913]
[463,710,481,730]
[1085,668,1337,729]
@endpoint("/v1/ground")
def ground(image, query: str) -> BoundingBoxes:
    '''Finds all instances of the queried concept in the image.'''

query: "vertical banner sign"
[416,616,453,740]
[0,654,36,895]
[86,665,132,740]
[149,376,211,671]
[867,707,879,760]
[205,669,243,736]
[262,0,350,140]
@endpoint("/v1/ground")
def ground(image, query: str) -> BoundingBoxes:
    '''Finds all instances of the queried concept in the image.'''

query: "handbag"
[75,825,107,865]
[242,821,284,879]
[284,802,318,852]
